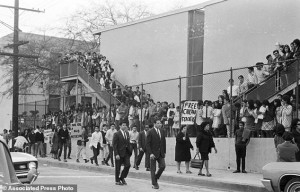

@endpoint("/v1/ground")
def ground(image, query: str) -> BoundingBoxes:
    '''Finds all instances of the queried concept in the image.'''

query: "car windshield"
[0,141,19,184]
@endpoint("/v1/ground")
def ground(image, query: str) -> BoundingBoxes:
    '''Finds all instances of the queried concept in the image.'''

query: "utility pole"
[0,0,44,137]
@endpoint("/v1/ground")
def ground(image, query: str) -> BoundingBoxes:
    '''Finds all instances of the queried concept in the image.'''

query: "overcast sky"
[0,0,208,132]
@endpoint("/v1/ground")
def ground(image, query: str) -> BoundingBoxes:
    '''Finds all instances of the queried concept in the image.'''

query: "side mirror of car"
[27,168,39,184]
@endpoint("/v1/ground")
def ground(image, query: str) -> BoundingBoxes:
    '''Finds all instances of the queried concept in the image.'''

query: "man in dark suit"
[113,121,131,186]
[146,119,166,189]
[136,124,150,171]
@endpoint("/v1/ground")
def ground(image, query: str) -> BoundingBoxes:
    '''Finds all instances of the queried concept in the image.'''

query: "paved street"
[35,165,234,192]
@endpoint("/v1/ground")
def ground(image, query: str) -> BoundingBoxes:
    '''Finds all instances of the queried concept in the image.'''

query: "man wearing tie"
[136,124,151,171]
[113,121,131,186]
[146,119,166,189]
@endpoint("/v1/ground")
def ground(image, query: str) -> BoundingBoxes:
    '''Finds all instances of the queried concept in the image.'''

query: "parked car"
[11,152,39,184]
[0,138,38,191]
[262,162,300,192]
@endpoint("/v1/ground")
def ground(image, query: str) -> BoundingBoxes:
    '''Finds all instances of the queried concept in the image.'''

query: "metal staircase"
[244,59,300,101]
[60,61,121,106]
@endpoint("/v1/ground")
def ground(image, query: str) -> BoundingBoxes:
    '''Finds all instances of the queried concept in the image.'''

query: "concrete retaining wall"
[47,137,276,173]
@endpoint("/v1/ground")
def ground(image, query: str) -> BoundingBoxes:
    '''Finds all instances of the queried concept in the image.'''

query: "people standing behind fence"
[172,106,180,136]
[255,62,269,83]
[277,132,299,162]
[242,100,256,137]
[212,101,222,137]
[57,124,69,162]
[222,97,234,137]
[238,75,248,97]
[227,79,239,100]
[266,54,274,74]
[196,122,217,177]
[246,67,258,89]
[175,126,193,174]
[254,100,262,137]
[50,127,59,159]
[279,95,293,132]
[261,100,276,138]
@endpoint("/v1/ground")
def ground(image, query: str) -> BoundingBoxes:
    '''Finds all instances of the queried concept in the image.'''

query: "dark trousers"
[115,155,131,182]
[92,143,100,165]
[150,156,166,185]
[67,144,72,158]
[130,143,138,166]
[105,144,114,165]
[235,145,246,171]
[136,149,150,168]
[58,142,67,159]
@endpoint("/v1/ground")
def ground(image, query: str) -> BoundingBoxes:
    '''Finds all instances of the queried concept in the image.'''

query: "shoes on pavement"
[120,178,127,185]
[233,170,241,173]
[67,157,71,159]
[90,158,93,164]
[135,166,139,170]
[101,161,105,165]
[58,157,61,161]
[105,162,110,166]
[76,159,80,163]
[242,170,247,173]
[152,185,159,189]
[115,182,123,186]
[206,173,212,177]
[177,170,182,174]
[64,159,67,162]
[186,170,192,174]
[95,163,99,166]
[146,168,150,171]
[84,159,89,163]
[111,164,114,167]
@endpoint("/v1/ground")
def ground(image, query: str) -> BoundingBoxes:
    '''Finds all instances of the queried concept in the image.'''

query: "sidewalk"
[38,156,267,192]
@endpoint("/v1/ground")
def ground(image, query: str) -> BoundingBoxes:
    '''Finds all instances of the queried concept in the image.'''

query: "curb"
[38,158,268,192]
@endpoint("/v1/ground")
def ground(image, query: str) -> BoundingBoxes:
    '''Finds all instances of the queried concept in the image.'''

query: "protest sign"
[181,101,198,125]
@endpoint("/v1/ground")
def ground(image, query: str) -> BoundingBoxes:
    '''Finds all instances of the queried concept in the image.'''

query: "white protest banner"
[70,122,82,137]
[181,101,198,125]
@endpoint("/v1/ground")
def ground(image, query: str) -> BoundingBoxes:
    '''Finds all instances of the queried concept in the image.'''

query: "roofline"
[93,0,226,35]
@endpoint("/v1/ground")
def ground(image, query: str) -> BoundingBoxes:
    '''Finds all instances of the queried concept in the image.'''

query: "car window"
[0,142,19,184]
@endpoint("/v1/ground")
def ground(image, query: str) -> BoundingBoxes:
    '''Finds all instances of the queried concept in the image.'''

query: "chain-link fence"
[19,58,300,137]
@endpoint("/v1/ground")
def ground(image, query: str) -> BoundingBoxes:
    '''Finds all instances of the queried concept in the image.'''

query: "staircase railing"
[60,61,120,105]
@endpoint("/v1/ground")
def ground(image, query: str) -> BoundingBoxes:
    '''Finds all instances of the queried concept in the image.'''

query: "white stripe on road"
[39,175,114,178]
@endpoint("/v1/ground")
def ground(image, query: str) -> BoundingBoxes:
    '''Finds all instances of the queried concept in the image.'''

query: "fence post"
[230,67,233,138]
[34,101,37,129]
[296,59,299,118]
[179,76,182,129]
